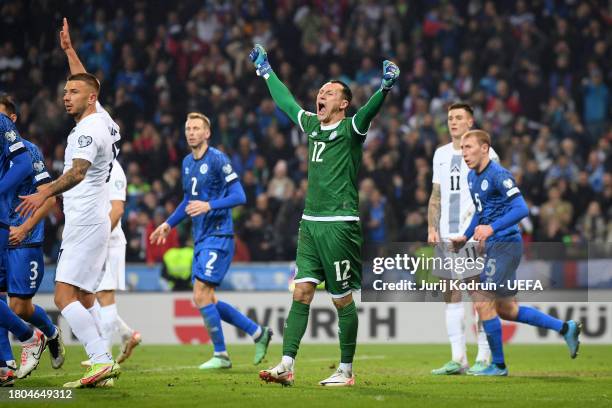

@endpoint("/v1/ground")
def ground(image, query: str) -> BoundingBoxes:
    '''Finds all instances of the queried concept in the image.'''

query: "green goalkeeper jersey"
[264,72,387,221]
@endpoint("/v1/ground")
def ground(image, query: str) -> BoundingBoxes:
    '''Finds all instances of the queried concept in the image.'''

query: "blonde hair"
[186,112,211,129]
[462,129,491,148]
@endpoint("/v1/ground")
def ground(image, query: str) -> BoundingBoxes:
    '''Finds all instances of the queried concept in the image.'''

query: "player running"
[59,18,141,369]
[451,130,581,376]
[17,71,120,388]
[149,112,272,370]
[0,98,48,385]
[428,103,496,375]
[250,44,399,386]
[0,96,65,383]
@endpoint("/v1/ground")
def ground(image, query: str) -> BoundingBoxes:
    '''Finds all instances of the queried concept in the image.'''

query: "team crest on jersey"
[310,131,318,138]
[33,161,45,172]
[4,130,17,142]
[77,135,93,147]
[329,131,337,141]
[200,163,208,174]
[223,163,233,174]
[480,179,489,191]
[503,178,514,188]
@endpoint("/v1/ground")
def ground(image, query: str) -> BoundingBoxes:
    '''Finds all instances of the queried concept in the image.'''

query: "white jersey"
[62,112,114,226]
[107,160,127,246]
[96,101,121,144]
[432,143,499,239]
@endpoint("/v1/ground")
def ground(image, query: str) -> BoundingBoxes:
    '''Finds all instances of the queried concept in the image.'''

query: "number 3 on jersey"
[312,141,326,162]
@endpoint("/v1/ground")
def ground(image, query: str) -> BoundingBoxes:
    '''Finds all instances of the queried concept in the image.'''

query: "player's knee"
[332,293,353,309]
[193,285,215,307]
[10,297,34,318]
[293,283,315,304]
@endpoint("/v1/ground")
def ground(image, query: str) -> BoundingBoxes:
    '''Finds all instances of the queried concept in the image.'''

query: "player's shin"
[482,316,505,368]
[27,304,57,338]
[445,303,467,366]
[0,300,33,342]
[282,300,310,366]
[0,295,15,365]
[62,301,111,363]
[515,306,564,332]
[200,303,227,356]
[337,301,358,374]
[216,300,260,338]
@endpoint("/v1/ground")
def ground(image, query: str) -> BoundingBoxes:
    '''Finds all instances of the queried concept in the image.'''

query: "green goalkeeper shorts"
[294,219,363,298]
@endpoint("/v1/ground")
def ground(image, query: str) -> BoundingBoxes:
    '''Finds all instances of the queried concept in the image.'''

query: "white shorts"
[96,244,126,292]
[431,239,484,280]
[56,220,110,293]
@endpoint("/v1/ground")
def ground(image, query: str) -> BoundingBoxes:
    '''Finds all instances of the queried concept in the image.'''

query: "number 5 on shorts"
[334,260,351,281]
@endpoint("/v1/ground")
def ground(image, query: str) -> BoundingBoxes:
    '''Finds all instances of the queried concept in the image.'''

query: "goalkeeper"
[250,44,399,387]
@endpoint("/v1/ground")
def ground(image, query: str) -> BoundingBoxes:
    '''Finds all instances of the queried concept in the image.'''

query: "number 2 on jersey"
[191,177,198,196]
[312,141,326,162]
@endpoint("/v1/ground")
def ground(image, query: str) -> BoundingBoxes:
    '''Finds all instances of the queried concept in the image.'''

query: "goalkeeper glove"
[380,60,400,91]
[249,44,273,79]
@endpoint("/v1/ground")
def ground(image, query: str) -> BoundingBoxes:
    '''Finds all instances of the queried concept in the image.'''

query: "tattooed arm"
[16,159,91,217]
[427,183,441,244]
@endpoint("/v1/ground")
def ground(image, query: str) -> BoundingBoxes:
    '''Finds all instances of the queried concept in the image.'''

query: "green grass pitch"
[6,344,612,408]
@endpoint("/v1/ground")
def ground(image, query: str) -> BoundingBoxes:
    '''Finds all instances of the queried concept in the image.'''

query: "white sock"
[62,301,112,364]
[99,304,119,349]
[251,326,262,341]
[446,303,467,365]
[475,316,491,363]
[281,355,295,370]
[116,315,133,339]
[87,301,108,353]
[339,362,352,375]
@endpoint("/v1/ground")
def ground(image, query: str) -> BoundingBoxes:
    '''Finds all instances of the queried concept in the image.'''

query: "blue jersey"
[0,114,29,226]
[467,160,522,241]
[9,140,52,247]
[182,147,239,247]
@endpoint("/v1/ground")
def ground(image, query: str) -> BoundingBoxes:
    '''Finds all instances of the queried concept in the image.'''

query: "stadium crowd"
[1,0,610,263]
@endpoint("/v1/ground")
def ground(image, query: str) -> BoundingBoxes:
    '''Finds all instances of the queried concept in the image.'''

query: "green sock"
[338,301,358,363]
[282,300,310,358]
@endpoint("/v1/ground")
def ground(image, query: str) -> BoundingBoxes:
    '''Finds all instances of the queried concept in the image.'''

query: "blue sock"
[216,301,259,337]
[482,317,505,366]
[200,304,226,353]
[0,295,14,363]
[0,300,33,342]
[516,306,564,332]
[27,305,57,338]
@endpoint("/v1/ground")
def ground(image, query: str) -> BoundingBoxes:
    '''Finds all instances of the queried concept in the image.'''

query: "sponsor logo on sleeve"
[77,135,93,147]
[222,163,233,175]
[4,130,17,142]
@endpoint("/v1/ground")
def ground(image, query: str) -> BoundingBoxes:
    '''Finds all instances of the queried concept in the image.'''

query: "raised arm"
[352,60,399,135]
[60,18,87,74]
[249,44,304,125]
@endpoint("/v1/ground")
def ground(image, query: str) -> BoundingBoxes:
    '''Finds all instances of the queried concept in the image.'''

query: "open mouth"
[317,102,326,115]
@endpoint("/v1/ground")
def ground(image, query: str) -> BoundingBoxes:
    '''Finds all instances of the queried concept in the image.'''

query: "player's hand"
[59,17,73,51]
[249,44,272,77]
[473,225,494,242]
[149,222,171,246]
[427,229,440,245]
[16,190,48,219]
[186,200,211,217]
[380,60,400,91]
[9,225,28,246]
[449,236,467,253]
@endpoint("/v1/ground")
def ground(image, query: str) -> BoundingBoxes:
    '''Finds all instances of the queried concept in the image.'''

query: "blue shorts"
[480,236,523,297]
[3,246,45,298]
[192,236,234,286]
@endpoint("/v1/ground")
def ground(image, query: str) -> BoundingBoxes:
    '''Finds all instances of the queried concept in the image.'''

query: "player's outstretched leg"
[473,316,508,376]
[260,299,311,386]
[467,314,491,375]
[513,306,581,358]
[98,302,141,364]
[216,300,272,364]
[199,303,231,369]
[320,300,357,387]
[432,302,469,375]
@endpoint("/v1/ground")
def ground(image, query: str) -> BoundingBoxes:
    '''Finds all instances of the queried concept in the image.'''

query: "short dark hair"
[67,72,100,93]
[0,94,16,116]
[448,102,474,116]
[330,80,352,105]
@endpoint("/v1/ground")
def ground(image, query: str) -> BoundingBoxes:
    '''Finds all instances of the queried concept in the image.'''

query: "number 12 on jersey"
[311,141,326,162]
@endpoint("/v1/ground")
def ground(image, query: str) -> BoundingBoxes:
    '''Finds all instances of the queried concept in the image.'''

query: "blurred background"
[1,0,610,293]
